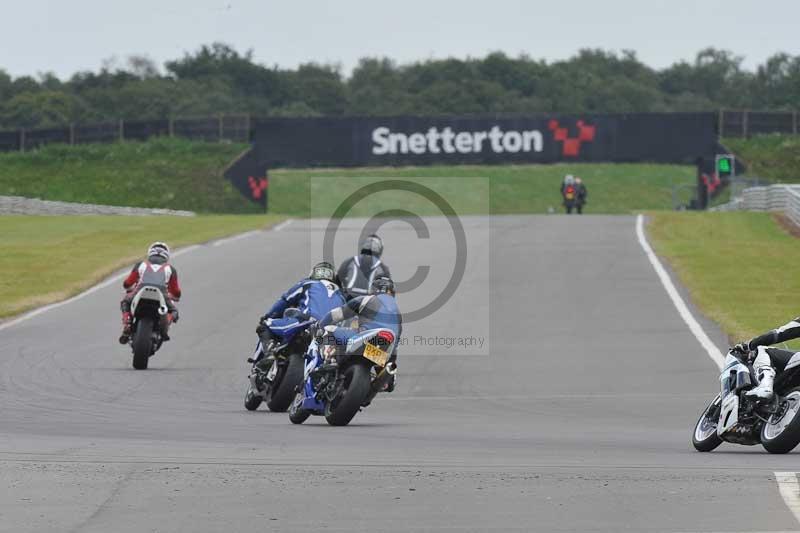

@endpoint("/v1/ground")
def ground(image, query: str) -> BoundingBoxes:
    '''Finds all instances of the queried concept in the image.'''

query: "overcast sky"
[1,0,797,79]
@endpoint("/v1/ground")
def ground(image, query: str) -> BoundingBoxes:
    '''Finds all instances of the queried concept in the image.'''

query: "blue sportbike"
[288,326,397,426]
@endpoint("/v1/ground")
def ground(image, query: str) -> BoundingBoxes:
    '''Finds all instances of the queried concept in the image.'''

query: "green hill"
[0,138,257,213]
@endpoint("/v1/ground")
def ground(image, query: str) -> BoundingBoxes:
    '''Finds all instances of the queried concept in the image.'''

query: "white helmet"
[147,242,170,262]
[564,174,575,185]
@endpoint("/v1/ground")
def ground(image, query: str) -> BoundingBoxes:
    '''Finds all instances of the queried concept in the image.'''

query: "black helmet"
[309,261,335,282]
[371,276,395,295]
[360,234,383,258]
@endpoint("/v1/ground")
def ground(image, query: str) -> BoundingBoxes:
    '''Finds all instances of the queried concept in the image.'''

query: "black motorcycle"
[244,309,308,412]
[693,348,800,453]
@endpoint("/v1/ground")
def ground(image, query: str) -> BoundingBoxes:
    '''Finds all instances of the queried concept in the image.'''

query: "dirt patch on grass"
[772,213,800,238]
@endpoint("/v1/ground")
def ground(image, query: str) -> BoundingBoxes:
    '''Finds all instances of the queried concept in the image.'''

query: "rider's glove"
[256,318,269,336]
[732,341,752,355]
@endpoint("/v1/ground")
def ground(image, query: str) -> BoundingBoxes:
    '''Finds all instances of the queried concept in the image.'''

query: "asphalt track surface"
[1,215,800,532]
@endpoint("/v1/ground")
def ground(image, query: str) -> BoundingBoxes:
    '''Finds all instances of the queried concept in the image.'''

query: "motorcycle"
[563,186,577,214]
[692,348,800,453]
[127,283,172,370]
[288,326,397,426]
[244,309,309,412]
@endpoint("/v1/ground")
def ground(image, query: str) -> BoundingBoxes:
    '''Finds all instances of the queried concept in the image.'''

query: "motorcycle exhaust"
[364,362,397,405]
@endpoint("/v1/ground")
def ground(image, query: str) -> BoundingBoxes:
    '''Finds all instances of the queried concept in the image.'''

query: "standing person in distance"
[575,177,588,214]
[337,234,391,300]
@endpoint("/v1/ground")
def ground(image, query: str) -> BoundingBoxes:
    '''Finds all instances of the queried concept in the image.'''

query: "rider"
[253,261,345,372]
[575,177,588,214]
[316,276,402,391]
[733,317,800,400]
[119,242,181,344]
[337,234,391,300]
[561,174,578,214]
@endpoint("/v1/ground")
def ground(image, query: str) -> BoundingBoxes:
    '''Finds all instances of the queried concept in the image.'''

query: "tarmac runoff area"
[1,215,800,532]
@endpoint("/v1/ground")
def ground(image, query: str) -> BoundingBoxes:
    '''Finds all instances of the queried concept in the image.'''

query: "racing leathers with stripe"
[261,279,345,344]
[337,254,391,300]
[743,317,800,399]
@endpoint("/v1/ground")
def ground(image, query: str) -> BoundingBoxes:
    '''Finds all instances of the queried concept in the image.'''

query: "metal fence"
[713,184,800,227]
[0,110,797,152]
[718,110,799,138]
[0,114,252,152]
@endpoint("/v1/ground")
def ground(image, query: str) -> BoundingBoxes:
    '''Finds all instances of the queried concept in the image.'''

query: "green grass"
[269,163,696,216]
[725,134,800,183]
[0,138,256,213]
[0,214,283,318]
[648,211,800,345]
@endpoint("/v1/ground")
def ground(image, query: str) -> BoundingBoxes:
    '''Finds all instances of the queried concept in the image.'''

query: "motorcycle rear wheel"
[267,353,304,412]
[692,394,723,452]
[131,317,154,370]
[761,389,800,454]
[325,363,371,427]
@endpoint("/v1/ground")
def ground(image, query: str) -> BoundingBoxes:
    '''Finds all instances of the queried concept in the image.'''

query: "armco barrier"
[714,185,800,226]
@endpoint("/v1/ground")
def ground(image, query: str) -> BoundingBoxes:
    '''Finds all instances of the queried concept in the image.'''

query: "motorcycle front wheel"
[244,383,263,411]
[131,317,154,370]
[761,388,800,454]
[288,392,310,425]
[692,394,723,452]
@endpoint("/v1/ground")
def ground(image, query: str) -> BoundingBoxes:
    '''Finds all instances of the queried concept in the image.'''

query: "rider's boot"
[118,312,132,344]
[746,347,776,400]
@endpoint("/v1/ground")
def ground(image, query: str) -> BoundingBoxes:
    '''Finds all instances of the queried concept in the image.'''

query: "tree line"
[2,43,800,130]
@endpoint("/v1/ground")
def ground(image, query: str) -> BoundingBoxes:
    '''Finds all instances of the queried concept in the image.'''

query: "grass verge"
[0,138,256,213]
[648,211,800,345]
[0,214,284,319]
[269,163,695,216]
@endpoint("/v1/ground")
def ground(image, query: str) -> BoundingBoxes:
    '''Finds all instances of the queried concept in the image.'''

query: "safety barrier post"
[69,124,75,145]
[218,114,224,142]
[718,109,724,139]
[168,117,174,137]
[742,110,749,138]
[19,129,25,152]
[793,110,798,135]
[118,119,124,142]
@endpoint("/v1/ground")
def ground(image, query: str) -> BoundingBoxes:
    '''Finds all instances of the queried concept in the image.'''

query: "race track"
[1,215,799,532]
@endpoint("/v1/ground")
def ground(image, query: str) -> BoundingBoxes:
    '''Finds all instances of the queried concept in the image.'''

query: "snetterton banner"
[251,113,718,168]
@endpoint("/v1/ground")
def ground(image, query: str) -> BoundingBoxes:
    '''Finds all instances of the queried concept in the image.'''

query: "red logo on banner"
[548,119,596,157]
[248,176,268,199]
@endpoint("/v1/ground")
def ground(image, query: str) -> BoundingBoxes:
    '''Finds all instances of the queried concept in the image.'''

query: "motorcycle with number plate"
[288,327,397,426]
[127,278,171,370]
[244,309,309,412]
[692,349,800,453]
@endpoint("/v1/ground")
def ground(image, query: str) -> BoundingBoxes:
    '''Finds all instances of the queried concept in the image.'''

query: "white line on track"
[635,214,725,369]
[776,472,800,526]
[272,218,293,232]
[0,220,289,333]
[211,230,261,247]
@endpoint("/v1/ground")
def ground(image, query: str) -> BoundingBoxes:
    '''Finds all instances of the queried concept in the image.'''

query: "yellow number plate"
[363,343,389,366]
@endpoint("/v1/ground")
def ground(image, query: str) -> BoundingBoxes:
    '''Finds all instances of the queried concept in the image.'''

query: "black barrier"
[252,113,719,168]
[123,119,169,141]
[223,148,267,210]
[25,127,70,149]
[0,130,20,151]
[74,122,119,144]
